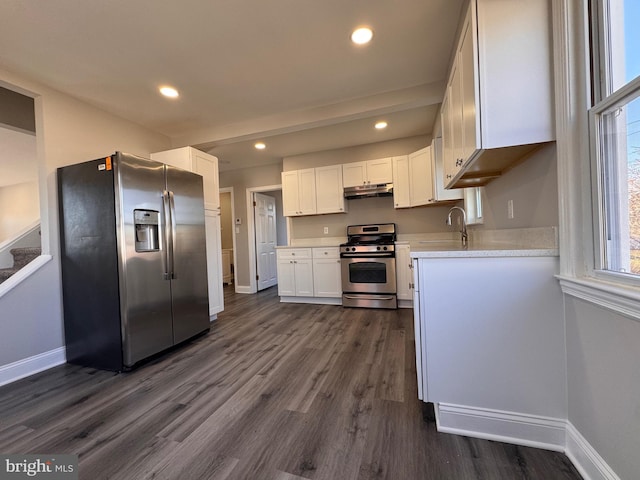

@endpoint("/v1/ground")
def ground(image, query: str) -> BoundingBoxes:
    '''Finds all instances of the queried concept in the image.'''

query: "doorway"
[219,187,237,289]
[246,185,286,294]
[254,192,277,291]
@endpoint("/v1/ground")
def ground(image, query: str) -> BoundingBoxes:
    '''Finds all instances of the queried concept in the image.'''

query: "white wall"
[0,181,40,242]
[478,143,559,230]
[564,297,640,480]
[0,66,170,368]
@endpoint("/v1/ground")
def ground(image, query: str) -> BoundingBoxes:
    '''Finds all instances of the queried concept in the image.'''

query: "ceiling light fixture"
[254,142,266,150]
[375,121,388,130]
[159,86,179,98]
[351,27,373,45]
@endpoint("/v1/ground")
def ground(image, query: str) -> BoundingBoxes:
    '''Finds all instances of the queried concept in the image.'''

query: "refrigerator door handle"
[162,190,172,280]
[168,190,177,279]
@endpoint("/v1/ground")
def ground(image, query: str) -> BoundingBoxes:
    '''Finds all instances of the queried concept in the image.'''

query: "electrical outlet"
[323,226,329,235]
[507,199,514,219]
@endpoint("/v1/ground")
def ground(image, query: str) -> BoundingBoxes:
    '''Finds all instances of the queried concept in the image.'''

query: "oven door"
[341,256,396,294]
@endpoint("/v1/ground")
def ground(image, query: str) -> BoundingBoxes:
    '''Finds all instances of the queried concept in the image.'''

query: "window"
[591,0,640,279]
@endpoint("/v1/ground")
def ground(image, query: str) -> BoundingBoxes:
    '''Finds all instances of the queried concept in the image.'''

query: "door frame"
[246,184,283,294]
[219,186,238,292]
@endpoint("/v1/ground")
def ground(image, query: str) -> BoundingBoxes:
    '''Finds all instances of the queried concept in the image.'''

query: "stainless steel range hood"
[344,183,393,199]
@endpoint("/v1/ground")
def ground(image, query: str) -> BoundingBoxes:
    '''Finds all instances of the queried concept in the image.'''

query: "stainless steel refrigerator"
[58,151,209,371]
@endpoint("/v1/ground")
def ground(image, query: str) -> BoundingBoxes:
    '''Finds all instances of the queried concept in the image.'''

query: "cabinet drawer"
[277,248,312,260]
[312,247,339,259]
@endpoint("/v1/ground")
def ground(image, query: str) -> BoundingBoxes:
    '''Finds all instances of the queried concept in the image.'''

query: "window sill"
[556,274,640,322]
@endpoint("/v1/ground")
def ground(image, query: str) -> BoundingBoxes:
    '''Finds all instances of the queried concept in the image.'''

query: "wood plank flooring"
[0,286,582,479]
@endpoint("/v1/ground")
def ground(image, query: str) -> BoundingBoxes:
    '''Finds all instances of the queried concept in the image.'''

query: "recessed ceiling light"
[351,27,373,45]
[159,86,179,98]
[375,121,388,130]
[254,142,266,150]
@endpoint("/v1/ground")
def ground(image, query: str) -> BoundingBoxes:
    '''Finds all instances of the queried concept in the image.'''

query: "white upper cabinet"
[315,164,347,214]
[151,147,220,211]
[392,150,435,209]
[443,0,554,189]
[432,137,463,202]
[408,148,434,206]
[392,156,411,208]
[342,158,393,187]
[282,169,317,216]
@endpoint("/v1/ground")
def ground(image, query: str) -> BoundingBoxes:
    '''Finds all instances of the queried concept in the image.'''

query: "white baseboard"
[0,347,66,388]
[280,296,342,306]
[435,403,622,479]
[234,285,254,294]
[435,403,566,452]
[565,422,621,480]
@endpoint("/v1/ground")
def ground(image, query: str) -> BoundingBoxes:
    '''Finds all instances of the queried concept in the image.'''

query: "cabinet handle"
[324,252,328,255]
[446,174,452,179]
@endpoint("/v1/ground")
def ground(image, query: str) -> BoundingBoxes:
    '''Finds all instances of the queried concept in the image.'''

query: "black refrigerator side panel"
[58,158,123,371]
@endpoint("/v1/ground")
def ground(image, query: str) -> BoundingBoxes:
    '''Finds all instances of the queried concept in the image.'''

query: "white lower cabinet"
[312,247,341,297]
[276,248,314,296]
[412,255,565,422]
[277,247,342,302]
[395,244,413,303]
[205,210,224,316]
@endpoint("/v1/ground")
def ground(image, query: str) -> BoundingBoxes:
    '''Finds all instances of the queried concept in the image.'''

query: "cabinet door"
[193,150,220,211]
[315,165,346,214]
[408,148,434,207]
[449,61,465,180]
[441,89,457,186]
[395,245,412,301]
[392,156,410,208]
[297,169,317,215]
[366,158,393,184]
[342,161,367,187]
[313,258,342,297]
[459,12,478,162]
[277,256,297,296]
[205,211,224,316]
[281,171,301,216]
[412,259,426,401]
[294,258,314,296]
[432,137,464,201]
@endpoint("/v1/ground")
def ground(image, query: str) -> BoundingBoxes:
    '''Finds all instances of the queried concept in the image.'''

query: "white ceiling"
[0,0,464,171]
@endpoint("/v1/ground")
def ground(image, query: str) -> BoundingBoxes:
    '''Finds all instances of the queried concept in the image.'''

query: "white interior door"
[254,192,278,290]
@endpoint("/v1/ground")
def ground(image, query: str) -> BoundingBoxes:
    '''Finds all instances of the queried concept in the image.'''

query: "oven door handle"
[343,294,396,301]
[340,253,395,258]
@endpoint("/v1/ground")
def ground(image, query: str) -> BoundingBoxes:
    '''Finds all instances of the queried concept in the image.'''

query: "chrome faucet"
[446,206,468,247]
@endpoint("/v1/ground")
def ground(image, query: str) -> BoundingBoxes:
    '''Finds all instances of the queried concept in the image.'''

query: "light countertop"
[408,241,558,258]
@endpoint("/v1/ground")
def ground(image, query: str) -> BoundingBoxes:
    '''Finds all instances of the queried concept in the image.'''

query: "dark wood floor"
[0,286,582,480]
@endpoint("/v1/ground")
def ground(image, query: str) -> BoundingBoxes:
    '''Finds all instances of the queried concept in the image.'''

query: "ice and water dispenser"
[134,209,160,252]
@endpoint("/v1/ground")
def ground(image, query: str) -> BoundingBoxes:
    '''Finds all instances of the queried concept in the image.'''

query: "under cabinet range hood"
[344,183,393,199]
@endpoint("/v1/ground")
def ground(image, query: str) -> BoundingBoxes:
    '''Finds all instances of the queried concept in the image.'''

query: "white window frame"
[554,0,640,322]
[589,0,640,287]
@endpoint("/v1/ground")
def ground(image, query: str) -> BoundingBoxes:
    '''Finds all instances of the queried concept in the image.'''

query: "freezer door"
[166,165,210,343]
[115,153,174,367]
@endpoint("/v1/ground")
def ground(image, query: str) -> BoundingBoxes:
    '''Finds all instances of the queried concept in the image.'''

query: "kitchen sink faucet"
[446,206,468,247]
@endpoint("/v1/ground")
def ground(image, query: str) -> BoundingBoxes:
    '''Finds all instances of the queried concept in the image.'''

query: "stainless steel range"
[340,223,397,309]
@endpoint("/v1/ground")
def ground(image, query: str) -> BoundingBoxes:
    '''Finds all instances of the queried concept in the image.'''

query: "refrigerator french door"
[58,152,209,371]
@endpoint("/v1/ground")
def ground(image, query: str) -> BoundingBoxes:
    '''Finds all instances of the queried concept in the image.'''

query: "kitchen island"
[409,228,567,451]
